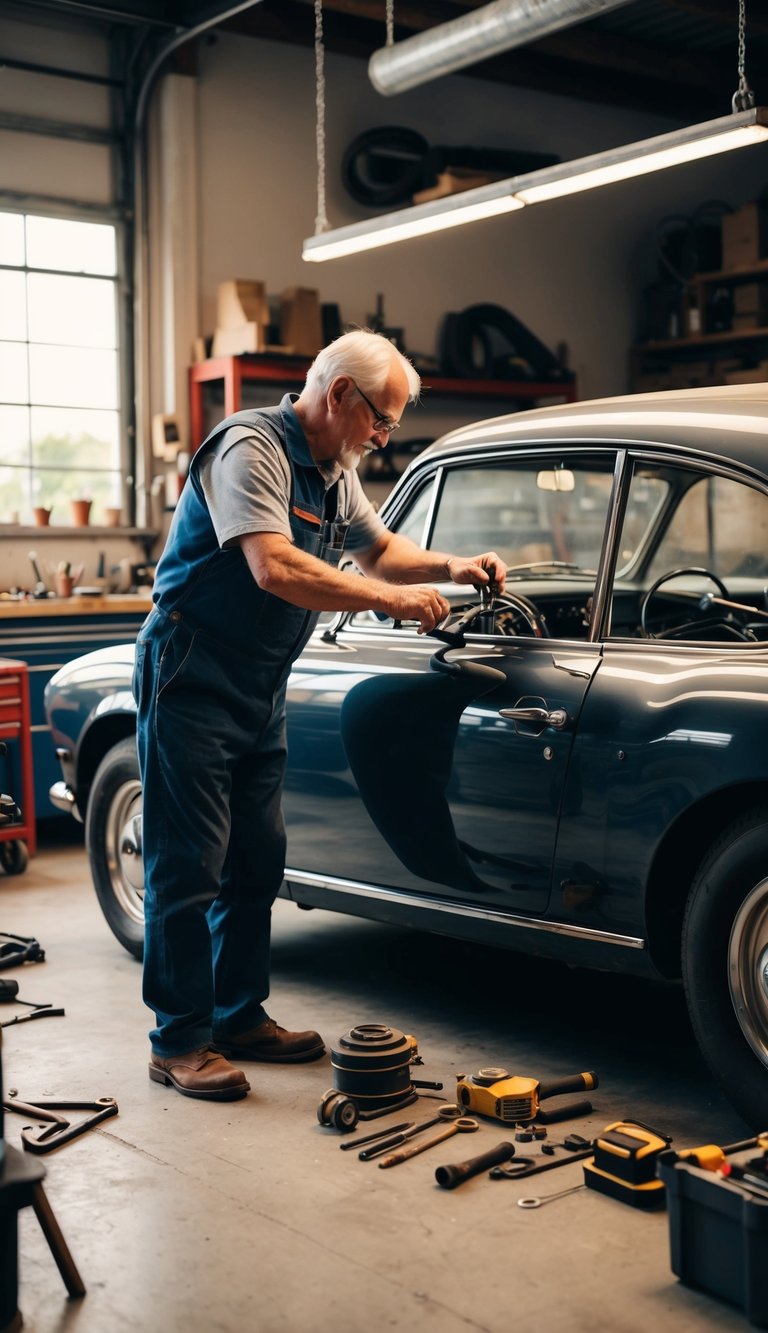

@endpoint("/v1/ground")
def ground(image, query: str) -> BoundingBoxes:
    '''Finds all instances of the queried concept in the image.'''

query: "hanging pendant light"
[302,0,768,263]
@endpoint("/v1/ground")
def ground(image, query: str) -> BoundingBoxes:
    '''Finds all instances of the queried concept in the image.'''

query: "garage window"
[0,210,123,524]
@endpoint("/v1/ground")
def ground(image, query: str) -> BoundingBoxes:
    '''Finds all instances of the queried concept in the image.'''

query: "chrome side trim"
[283,868,645,950]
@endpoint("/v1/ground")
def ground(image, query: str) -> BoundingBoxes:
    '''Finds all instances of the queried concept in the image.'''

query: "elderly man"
[135,329,506,1101]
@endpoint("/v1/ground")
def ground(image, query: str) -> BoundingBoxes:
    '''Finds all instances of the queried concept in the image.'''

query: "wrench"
[378,1116,479,1168]
[359,1104,462,1160]
[517,1183,587,1208]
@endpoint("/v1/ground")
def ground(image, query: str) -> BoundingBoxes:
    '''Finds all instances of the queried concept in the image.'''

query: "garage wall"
[193,33,768,407]
[0,14,114,207]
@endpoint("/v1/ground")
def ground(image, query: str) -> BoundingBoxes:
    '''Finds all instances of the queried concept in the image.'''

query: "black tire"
[682,804,768,1128]
[0,840,29,875]
[85,736,144,960]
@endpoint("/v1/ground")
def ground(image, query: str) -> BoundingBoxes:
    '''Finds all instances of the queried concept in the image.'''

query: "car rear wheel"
[85,736,144,960]
[682,805,768,1128]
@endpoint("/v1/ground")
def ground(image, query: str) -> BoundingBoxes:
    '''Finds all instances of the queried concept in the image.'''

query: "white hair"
[305,329,421,403]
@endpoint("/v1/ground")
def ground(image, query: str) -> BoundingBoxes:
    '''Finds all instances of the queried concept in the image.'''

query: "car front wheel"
[682,805,768,1128]
[85,736,144,960]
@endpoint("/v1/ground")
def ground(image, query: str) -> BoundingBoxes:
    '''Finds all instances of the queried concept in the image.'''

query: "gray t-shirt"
[198,424,387,552]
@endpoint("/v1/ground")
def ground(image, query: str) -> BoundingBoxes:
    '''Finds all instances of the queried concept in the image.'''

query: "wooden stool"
[1,1030,84,1330]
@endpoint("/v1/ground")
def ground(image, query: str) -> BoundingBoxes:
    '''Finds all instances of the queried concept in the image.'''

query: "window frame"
[0,204,134,527]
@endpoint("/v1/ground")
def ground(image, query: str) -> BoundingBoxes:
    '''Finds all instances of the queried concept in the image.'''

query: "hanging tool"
[456,1067,598,1124]
[3,1095,118,1153]
[435,1141,516,1190]
[378,1116,479,1169]
[358,1104,462,1160]
[27,550,48,598]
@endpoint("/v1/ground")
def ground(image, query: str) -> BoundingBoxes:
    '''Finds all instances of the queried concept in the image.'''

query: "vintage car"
[45,382,768,1127]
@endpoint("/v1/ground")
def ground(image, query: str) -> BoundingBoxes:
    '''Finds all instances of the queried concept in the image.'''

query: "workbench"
[0,595,152,823]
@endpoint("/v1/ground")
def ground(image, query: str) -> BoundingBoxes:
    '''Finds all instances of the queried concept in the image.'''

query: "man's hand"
[387,585,451,635]
[447,552,507,596]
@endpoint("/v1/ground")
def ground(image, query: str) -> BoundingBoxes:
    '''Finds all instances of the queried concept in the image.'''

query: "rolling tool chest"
[0,659,36,864]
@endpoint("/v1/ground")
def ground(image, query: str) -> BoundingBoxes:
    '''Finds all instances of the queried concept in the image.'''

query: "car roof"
[424,382,768,473]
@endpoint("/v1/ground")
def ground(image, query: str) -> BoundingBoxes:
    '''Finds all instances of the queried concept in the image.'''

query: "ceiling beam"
[221,1,732,119]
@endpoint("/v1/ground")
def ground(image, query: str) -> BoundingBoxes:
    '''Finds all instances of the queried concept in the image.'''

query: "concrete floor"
[0,825,755,1333]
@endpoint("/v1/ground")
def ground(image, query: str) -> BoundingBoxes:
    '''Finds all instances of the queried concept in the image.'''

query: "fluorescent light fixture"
[302,108,768,263]
[514,107,768,203]
[302,178,523,262]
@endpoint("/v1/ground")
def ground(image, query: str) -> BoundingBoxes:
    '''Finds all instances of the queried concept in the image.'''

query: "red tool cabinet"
[0,657,36,863]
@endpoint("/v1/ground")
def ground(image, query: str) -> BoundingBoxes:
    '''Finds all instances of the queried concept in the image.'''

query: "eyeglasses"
[352,381,400,435]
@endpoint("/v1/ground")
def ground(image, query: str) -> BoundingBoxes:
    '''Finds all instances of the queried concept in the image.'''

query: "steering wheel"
[640,566,755,641]
[488,592,550,639]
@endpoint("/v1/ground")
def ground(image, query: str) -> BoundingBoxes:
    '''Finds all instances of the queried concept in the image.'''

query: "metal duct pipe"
[369,0,635,96]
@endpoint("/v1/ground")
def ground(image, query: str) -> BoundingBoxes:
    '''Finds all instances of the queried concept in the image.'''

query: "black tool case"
[657,1149,768,1327]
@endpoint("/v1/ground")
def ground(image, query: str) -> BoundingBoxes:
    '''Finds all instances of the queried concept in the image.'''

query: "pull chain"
[386,0,394,47]
[314,0,329,234]
[732,0,756,112]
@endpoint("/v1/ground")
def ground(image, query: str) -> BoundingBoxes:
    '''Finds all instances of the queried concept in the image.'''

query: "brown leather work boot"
[213,1017,325,1063]
[148,1046,250,1101]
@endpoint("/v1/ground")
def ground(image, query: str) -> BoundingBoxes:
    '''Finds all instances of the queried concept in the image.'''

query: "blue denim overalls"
[134,396,347,1056]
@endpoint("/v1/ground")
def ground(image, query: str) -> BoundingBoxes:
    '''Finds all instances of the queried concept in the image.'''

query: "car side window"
[609,461,768,644]
[349,455,616,638]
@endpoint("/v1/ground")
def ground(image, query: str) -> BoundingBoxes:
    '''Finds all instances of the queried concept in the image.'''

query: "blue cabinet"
[0,597,150,822]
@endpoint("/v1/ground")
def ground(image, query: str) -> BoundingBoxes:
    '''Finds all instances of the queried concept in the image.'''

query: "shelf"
[0,526,157,540]
[188,354,578,448]
[689,259,768,285]
[635,327,768,353]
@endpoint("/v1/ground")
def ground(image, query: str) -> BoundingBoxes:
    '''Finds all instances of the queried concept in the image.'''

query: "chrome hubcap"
[728,878,768,1071]
[104,779,144,924]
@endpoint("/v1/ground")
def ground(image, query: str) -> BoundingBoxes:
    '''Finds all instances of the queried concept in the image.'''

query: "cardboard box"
[413,168,497,204]
[212,322,265,356]
[722,203,768,270]
[217,280,269,330]
[279,288,323,357]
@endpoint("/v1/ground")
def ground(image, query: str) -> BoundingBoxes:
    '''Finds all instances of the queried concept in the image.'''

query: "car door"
[283,447,619,916]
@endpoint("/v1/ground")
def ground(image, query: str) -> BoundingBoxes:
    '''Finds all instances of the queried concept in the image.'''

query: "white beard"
[338,440,368,471]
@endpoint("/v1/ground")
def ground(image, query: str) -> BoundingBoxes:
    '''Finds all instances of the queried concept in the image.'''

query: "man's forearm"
[360,531,453,583]
[240,532,414,613]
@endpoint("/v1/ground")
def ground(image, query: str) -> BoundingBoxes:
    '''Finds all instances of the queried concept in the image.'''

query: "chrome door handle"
[499,706,569,730]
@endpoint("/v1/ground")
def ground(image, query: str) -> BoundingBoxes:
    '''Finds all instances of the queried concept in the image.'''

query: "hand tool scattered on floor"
[378,1116,479,1169]
[490,1145,595,1180]
[435,1141,516,1189]
[339,1121,416,1151]
[517,1183,587,1209]
[0,933,45,970]
[540,1133,592,1156]
[0,981,64,1028]
[358,1104,463,1160]
[3,1095,118,1152]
